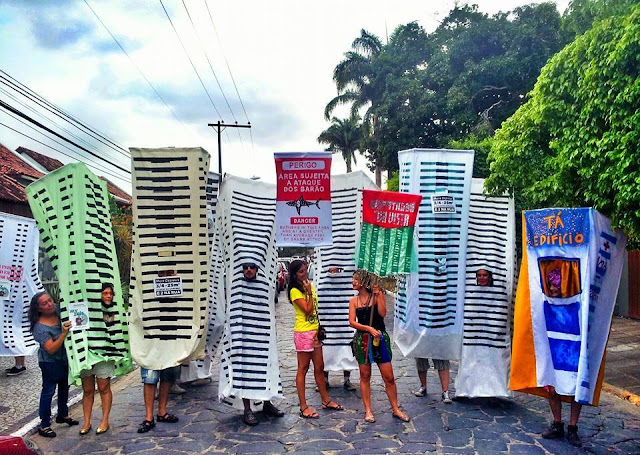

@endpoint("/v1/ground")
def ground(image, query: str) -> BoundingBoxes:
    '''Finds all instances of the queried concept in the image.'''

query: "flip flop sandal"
[157,413,179,423]
[137,419,155,433]
[392,411,410,422]
[364,411,376,423]
[322,400,344,411]
[299,406,319,419]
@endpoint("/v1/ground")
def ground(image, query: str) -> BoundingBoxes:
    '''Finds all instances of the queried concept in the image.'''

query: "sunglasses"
[242,264,258,270]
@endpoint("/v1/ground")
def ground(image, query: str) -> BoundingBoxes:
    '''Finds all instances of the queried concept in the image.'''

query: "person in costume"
[288,260,343,419]
[29,291,79,438]
[475,268,494,287]
[239,262,284,426]
[349,272,409,423]
[541,268,583,447]
[413,359,453,403]
[78,283,117,435]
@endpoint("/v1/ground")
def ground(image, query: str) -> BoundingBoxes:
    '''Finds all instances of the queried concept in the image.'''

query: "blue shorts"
[140,366,180,385]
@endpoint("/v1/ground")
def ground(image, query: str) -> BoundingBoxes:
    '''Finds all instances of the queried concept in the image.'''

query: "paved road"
[11,293,640,453]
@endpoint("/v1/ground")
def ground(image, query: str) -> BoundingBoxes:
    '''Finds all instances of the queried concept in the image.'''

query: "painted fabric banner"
[180,172,224,382]
[455,179,516,397]
[355,189,422,276]
[394,148,474,360]
[315,172,377,371]
[129,148,210,371]
[510,208,626,405]
[0,212,42,357]
[26,163,131,382]
[217,175,283,408]
[274,152,332,246]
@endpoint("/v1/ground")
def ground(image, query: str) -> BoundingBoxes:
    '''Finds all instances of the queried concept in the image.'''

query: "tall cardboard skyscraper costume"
[315,172,377,372]
[180,172,225,381]
[129,147,210,370]
[0,212,42,357]
[455,178,516,397]
[394,149,474,360]
[217,175,283,407]
[510,208,626,405]
[26,163,132,382]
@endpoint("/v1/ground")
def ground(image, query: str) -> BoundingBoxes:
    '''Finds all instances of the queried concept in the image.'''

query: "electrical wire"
[0,71,129,158]
[159,0,223,121]
[0,108,130,182]
[0,120,131,183]
[83,0,192,137]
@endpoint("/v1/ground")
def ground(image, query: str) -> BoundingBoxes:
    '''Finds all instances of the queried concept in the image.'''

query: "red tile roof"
[12,145,131,205]
[0,143,44,180]
[17,146,64,172]
[0,171,28,203]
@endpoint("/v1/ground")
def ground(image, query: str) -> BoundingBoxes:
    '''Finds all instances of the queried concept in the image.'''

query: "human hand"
[372,284,381,295]
[62,320,72,333]
[369,328,381,338]
[303,279,312,293]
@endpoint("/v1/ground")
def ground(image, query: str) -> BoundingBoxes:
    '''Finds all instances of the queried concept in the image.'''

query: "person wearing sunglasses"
[238,262,285,426]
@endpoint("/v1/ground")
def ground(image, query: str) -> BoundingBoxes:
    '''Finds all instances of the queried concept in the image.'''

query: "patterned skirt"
[353,331,392,365]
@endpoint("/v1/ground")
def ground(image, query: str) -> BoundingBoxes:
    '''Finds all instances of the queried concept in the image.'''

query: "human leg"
[358,363,373,419]
[378,362,408,421]
[96,377,112,431]
[242,398,258,425]
[566,400,583,447]
[542,387,564,439]
[80,375,96,432]
[296,351,315,416]
[414,358,428,396]
[38,363,57,430]
[6,356,27,376]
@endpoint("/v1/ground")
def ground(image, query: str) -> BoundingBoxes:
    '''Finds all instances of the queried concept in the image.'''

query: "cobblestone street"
[13,293,640,454]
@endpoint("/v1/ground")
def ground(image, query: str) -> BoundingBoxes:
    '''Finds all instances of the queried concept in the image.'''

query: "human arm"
[372,284,387,318]
[39,321,71,356]
[291,282,315,315]
[348,296,381,338]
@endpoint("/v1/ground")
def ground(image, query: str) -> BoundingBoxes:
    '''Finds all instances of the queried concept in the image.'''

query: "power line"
[83,0,192,136]
[0,85,127,168]
[0,107,130,182]
[0,98,130,175]
[203,0,250,124]
[159,0,223,121]
[0,120,131,183]
[0,71,129,159]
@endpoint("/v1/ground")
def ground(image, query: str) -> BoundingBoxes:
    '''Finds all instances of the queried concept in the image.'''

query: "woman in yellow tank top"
[288,260,343,418]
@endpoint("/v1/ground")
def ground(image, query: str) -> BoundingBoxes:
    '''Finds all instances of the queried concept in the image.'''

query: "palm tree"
[317,115,363,173]
[325,30,385,185]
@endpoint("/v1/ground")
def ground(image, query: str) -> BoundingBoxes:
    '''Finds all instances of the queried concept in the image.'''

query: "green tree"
[486,4,640,247]
[317,115,363,172]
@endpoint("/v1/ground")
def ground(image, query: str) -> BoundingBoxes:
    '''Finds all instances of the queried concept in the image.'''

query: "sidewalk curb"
[603,382,640,405]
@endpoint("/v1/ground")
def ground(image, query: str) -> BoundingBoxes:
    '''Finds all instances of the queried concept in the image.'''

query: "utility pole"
[208,121,251,174]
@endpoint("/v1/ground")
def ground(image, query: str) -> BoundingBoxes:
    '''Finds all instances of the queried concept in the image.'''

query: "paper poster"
[275,152,332,246]
[0,280,10,298]
[69,302,90,331]
[430,194,456,213]
[153,276,184,297]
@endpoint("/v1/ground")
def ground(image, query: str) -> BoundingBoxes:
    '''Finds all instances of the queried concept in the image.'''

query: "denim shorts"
[140,366,180,385]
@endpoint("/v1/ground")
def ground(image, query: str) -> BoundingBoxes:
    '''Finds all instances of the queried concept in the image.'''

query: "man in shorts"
[137,366,180,433]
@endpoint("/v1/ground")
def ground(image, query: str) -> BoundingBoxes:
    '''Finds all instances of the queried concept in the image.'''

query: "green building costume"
[26,163,132,383]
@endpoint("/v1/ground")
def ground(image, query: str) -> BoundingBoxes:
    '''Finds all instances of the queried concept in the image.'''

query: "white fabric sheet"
[394,149,474,360]
[455,179,515,397]
[0,212,42,357]
[315,172,377,371]
[217,175,283,408]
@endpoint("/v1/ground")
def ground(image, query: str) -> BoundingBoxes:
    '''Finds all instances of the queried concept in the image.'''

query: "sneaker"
[6,366,26,376]
[542,421,564,439]
[169,384,186,394]
[414,386,427,397]
[243,409,258,426]
[343,380,356,391]
[566,424,582,447]
[442,390,452,403]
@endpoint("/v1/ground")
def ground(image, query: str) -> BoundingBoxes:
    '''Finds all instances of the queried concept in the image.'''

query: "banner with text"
[356,189,422,276]
[275,152,332,246]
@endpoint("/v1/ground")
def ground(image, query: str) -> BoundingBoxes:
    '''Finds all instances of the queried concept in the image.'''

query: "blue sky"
[0,0,569,191]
